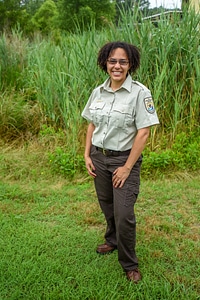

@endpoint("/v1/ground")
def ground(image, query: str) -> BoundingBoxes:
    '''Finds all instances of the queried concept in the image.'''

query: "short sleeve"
[81,90,96,122]
[135,89,159,129]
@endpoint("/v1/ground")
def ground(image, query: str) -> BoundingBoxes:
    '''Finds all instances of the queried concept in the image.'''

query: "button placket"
[102,93,115,149]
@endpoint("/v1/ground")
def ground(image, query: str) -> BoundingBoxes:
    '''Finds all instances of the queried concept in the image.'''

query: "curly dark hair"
[97,41,140,75]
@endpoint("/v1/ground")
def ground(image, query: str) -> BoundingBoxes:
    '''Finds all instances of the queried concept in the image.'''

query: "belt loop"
[103,148,106,156]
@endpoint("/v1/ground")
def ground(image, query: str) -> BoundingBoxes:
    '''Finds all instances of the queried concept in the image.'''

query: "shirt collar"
[100,74,132,93]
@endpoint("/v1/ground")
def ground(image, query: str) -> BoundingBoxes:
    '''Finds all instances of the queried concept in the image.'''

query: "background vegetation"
[0,6,199,179]
[0,0,152,34]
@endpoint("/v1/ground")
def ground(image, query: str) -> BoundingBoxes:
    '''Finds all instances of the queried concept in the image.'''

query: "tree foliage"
[21,0,44,15]
[0,0,23,31]
[31,0,59,34]
[0,0,178,34]
[58,0,116,32]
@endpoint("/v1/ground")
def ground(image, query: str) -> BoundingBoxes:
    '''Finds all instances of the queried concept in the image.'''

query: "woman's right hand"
[85,156,96,178]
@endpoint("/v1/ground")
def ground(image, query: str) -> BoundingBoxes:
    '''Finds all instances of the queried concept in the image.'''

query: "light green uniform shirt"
[81,74,159,151]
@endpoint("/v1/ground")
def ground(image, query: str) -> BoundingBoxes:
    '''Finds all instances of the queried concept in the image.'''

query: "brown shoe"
[96,243,116,255]
[126,268,142,283]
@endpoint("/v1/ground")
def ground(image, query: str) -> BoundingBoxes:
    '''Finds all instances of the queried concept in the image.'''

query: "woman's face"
[106,47,130,88]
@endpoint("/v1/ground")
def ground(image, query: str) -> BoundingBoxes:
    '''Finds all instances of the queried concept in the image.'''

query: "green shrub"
[142,130,200,176]
[48,147,85,179]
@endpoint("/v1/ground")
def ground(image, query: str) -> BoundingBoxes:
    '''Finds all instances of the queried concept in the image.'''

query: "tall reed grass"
[0,8,199,154]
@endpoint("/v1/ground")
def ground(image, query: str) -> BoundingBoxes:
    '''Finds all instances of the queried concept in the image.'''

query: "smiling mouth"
[113,71,122,75]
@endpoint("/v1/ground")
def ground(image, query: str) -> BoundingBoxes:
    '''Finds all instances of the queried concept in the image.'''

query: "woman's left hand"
[112,166,130,188]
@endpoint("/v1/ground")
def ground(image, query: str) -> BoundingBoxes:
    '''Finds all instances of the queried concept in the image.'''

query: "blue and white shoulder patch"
[144,97,155,114]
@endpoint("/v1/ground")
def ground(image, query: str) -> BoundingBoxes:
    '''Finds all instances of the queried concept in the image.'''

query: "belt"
[95,147,131,157]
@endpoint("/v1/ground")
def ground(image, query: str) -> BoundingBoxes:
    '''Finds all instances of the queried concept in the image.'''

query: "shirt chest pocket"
[89,101,106,125]
[112,104,134,128]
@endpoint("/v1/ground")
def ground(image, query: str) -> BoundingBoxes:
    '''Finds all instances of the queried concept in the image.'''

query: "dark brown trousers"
[90,145,142,271]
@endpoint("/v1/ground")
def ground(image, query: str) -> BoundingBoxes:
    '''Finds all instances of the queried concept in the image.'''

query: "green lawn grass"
[0,175,199,300]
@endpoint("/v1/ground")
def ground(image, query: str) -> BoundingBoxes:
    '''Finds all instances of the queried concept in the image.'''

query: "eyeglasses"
[107,59,129,66]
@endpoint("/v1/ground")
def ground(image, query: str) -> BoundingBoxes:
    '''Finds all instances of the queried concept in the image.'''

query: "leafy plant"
[48,147,85,178]
[142,130,200,176]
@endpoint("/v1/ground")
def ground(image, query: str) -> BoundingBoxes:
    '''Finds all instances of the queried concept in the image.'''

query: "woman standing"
[81,41,159,283]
